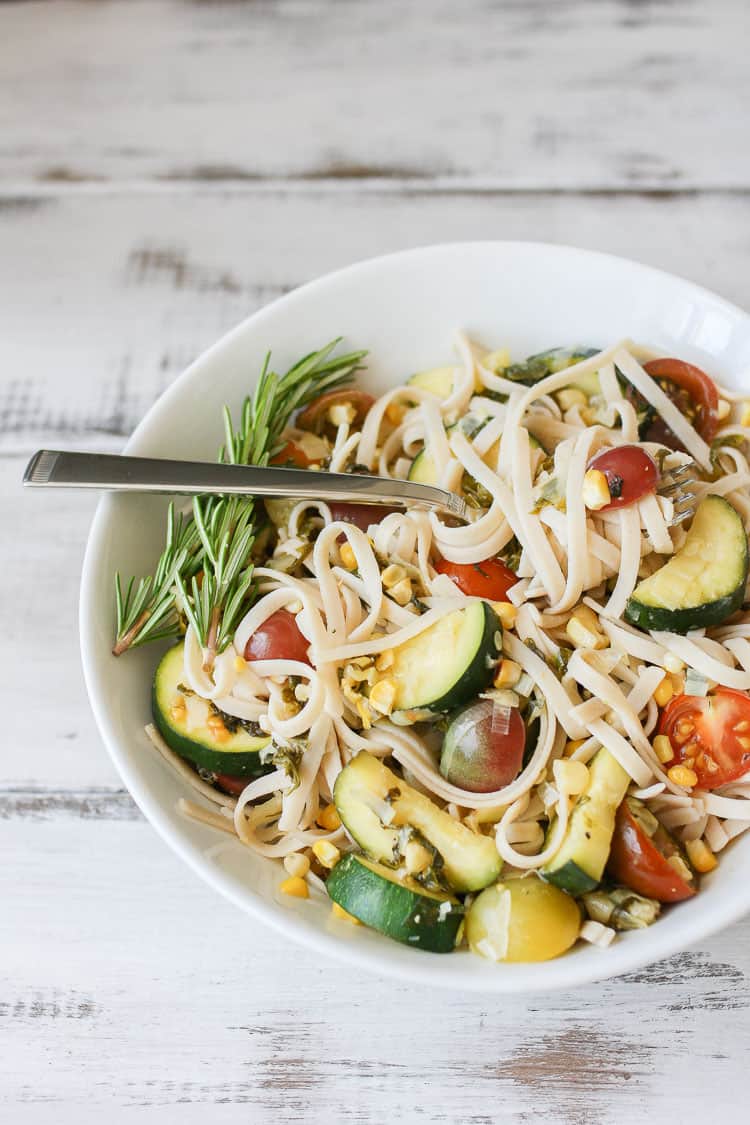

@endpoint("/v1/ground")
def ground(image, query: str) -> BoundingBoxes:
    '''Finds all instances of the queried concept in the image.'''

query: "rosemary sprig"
[113,339,367,658]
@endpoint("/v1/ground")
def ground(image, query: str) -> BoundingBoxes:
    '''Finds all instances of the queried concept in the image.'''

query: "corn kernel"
[389,577,413,606]
[566,606,607,650]
[331,901,361,924]
[339,542,357,570]
[375,649,395,671]
[670,672,685,695]
[404,839,432,875]
[279,875,309,899]
[653,675,674,708]
[312,840,341,869]
[233,655,247,673]
[741,401,750,428]
[685,838,718,873]
[283,852,311,878]
[206,714,231,744]
[653,734,675,764]
[582,468,611,511]
[329,401,357,427]
[492,601,517,630]
[381,563,407,589]
[668,764,698,788]
[385,401,405,425]
[317,804,342,831]
[483,348,511,372]
[494,659,522,689]
[553,758,590,796]
[717,398,731,421]
[557,387,588,411]
[564,738,587,758]
[369,677,397,715]
[663,654,685,675]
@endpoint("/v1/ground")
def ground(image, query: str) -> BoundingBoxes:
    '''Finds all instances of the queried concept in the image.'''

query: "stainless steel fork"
[656,460,699,526]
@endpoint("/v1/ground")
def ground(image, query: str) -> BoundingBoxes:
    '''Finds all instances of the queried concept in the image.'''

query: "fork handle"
[23,449,467,519]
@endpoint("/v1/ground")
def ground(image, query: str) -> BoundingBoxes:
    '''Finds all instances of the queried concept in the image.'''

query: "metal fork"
[656,460,699,526]
[22,449,469,521]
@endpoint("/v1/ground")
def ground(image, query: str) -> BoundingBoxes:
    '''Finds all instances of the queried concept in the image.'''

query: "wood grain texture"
[0,0,749,191]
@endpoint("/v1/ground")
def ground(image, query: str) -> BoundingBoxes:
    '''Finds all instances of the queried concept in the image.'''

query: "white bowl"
[80,241,750,992]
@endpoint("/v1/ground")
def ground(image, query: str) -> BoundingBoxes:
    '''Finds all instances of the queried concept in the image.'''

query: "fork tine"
[669,506,695,526]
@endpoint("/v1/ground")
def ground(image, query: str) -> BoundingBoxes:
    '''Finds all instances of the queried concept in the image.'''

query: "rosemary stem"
[112,608,151,657]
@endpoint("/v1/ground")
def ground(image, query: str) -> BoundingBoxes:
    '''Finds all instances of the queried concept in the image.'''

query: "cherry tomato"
[587,445,658,510]
[244,610,310,665]
[608,797,696,902]
[434,556,517,601]
[658,687,750,788]
[440,698,525,792]
[270,440,314,468]
[328,501,398,531]
[214,773,250,795]
[631,358,720,450]
[296,390,375,434]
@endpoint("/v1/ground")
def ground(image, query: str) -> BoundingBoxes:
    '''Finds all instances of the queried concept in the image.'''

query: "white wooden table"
[3,2,750,1120]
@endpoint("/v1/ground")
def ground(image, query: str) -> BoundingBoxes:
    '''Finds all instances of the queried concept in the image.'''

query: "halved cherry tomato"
[244,610,310,665]
[636,358,720,449]
[587,445,658,510]
[658,687,750,788]
[328,501,398,531]
[434,556,517,601]
[296,390,375,434]
[439,698,526,792]
[214,773,250,796]
[608,797,696,902]
[270,440,314,468]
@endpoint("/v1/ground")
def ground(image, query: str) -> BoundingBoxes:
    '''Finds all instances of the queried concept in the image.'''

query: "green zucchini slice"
[388,601,500,713]
[152,643,271,778]
[333,751,502,893]
[625,495,749,634]
[542,749,630,895]
[326,853,463,953]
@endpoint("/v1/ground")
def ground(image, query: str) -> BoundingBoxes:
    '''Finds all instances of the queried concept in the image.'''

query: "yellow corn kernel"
[404,839,432,875]
[369,677,397,715]
[668,764,698,788]
[566,606,607,650]
[483,348,511,372]
[557,387,588,411]
[312,840,341,869]
[375,649,395,672]
[385,401,405,425]
[329,401,357,427]
[582,468,611,511]
[339,542,357,570]
[206,714,231,744]
[494,659,522,689]
[279,875,309,899]
[653,734,675,764]
[331,901,361,924]
[317,804,342,831]
[381,563,407,589]
[663,653,685,675]
[741,402,750,428]
[717,398,731,421]
[563,738,587,758]
[389,577,413,606]
[653,675,674,708]
[492,601,517,630]
[553,758,590,796]
[283,852,311,878]
[685,838,718,874]
[233,655,247,674]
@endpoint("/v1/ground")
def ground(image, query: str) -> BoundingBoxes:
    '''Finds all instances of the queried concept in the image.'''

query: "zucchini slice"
[388,601,500,713]
[152,643,271,778]
[333,751,502,893]
[625,495,749,634]
[326,853,463,953]
[542,748,630,895]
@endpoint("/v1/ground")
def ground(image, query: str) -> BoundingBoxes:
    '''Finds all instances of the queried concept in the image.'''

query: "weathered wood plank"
[2,188,750,452]
[1,814,749,1121]
[0,0,749,191]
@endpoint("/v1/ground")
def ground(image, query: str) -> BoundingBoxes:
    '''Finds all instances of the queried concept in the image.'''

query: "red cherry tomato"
[270,440,314,468]
[658,687,750,788]
[608,798,696,902]
[328,502,398,531]
[439,698,526,792]
[587,445,658,510]
[434,556,517,601]
[640,358,720,448]
[296,390,375,434]
[244,610,310,665]
[214,773,250,796]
